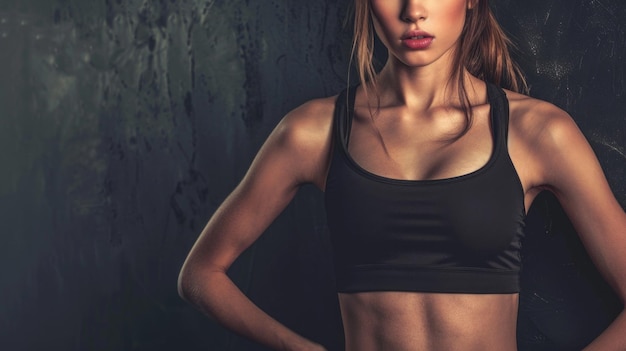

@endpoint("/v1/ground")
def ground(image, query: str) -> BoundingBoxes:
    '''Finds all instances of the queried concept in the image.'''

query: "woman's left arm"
[531,107,626,350]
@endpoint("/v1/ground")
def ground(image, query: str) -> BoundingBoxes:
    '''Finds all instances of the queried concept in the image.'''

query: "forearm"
[179,270,324,351]
[583,309,626,350]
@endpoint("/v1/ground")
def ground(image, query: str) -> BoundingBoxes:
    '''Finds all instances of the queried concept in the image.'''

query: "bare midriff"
[338,291,519,351]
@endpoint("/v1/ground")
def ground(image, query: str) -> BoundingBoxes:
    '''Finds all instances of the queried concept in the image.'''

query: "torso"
[305,81,549,350]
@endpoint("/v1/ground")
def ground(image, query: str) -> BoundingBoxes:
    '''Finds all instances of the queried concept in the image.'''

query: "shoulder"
[504,89,584,152]
[503,89,593,188]
[275,95,337,145]
[505,90,576,139]
[262,94,338,188]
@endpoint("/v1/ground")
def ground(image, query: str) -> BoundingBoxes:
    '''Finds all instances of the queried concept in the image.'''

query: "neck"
[374,55,479,112]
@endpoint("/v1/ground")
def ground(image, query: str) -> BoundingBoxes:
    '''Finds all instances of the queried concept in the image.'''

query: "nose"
[401,0,427,23]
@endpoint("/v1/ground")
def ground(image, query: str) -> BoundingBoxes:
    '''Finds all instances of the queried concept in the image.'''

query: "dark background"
[0,0,624,350]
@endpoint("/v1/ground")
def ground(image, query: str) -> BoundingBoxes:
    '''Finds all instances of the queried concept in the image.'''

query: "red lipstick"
[401,30,434,50]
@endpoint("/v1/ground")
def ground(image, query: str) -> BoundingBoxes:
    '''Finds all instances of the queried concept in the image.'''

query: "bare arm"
[528,105,626,350]
[178,98,335,351]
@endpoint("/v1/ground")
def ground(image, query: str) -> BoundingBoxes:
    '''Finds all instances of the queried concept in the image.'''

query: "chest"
[347,105,493,182]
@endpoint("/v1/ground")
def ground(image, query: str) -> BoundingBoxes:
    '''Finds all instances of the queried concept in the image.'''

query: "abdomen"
[338,291,519,351]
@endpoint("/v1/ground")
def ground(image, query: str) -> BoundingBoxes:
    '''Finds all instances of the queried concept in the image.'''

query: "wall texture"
[0,0,624,350]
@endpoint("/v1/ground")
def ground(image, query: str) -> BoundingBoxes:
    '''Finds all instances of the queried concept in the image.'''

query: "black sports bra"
[324,83,526,294]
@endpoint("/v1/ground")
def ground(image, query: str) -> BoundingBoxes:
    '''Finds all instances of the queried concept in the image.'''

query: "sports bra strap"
[334,85,358,146]
[486,82,510,144]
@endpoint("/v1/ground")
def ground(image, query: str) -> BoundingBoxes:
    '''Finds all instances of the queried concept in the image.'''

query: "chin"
[395,56,438,68]
[391,48,455,70]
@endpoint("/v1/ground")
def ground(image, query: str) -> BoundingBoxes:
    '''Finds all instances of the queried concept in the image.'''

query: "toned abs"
[339,292,519,351]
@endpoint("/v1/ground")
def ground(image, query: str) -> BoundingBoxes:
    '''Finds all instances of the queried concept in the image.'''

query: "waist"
[339,291,519,351]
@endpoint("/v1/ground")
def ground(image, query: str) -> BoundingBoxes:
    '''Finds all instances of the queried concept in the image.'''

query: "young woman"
[178,0,626,350]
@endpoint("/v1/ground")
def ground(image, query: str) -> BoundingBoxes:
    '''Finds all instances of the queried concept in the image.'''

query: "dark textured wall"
[0,1,623,351]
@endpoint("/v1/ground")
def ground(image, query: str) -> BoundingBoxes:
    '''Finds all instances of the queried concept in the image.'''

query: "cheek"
[369,0,395,19]
[370,5,398,45]
[370,3,394,24]
[440,1,468,31]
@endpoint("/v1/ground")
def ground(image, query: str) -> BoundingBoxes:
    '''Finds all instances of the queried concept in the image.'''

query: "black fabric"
[324,83,526,294]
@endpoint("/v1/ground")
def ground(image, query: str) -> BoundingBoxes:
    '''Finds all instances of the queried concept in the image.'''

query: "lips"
[401,30,434,50]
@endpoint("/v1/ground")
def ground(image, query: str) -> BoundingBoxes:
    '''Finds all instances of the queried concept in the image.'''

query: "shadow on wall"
[0,0,624,350]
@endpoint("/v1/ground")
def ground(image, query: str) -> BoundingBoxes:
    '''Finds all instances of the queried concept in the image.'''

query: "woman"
[178,0,626,350]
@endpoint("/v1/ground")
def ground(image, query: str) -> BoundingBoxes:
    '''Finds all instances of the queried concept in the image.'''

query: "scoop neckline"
[338,84,504,186]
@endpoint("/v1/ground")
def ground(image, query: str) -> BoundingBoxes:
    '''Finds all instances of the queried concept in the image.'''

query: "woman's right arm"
[177,98,335,351]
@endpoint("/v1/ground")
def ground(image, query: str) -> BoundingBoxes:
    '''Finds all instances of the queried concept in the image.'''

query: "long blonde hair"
[350,0,528,137]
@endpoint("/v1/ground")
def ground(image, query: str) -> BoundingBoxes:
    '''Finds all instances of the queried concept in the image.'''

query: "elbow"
[177,263,200,303]
[177,264,225,322]
[177,266,191,302]
[177,262,225,304]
